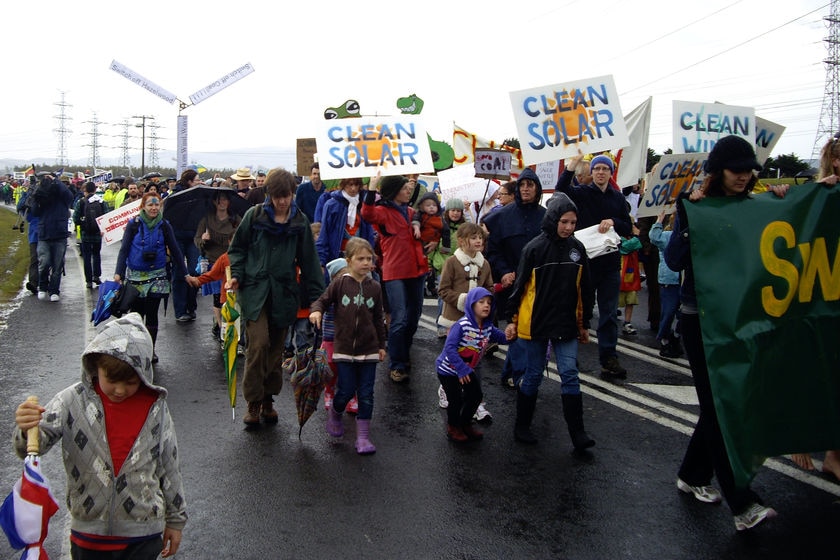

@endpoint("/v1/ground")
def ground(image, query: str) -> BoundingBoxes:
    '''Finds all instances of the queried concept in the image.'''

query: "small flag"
[0,456,59,559]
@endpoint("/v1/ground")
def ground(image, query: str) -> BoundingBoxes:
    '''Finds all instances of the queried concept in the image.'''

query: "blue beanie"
[590,155,615,173]
[326,258,347,279]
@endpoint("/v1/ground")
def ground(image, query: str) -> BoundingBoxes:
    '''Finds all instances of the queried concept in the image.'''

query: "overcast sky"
[0,0,830,171]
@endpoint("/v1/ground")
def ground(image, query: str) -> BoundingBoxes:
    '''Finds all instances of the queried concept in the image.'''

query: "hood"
[542,193,578,237]
[81,312,163,395]
[416,192,441,214]
[464,286,495,325]
[515,168,543,205]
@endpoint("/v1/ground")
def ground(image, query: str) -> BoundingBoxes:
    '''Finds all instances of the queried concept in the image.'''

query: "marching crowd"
[5,134,840,558]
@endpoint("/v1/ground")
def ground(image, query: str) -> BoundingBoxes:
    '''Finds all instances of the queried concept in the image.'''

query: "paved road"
[1,236,838,560]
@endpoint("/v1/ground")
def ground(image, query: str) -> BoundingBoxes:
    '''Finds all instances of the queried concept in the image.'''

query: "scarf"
[138,210,163,230]
[341,191,359,227]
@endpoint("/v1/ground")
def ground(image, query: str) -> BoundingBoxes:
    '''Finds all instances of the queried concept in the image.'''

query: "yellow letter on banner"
[760,221,799,318]
[797,237,840,303]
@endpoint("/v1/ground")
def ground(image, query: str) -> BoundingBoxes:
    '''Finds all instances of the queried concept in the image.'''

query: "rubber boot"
[326,407,344,437]
[561,393,595,450]
[355,419,376,455]
[514,390,538,444]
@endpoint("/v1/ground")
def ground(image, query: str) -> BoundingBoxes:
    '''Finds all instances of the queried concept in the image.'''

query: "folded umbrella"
[287,331,333,438]
[91,281,121,326]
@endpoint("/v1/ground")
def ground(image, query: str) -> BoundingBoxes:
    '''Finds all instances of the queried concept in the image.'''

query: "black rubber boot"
[514,390,538,444]
[561,393,595,450]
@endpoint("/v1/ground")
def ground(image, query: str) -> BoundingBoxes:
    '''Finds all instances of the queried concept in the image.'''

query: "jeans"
[383,275,425,372]
[27,241,39,290]
[656,284,680,341]
[37,238,67,295]
[172,233,199,317]
[520,337,579,397]
[439,373,483,427]
[285,317,314,352]
[590,257,620,365]
[80,239,102,283]
[334,361,376,420]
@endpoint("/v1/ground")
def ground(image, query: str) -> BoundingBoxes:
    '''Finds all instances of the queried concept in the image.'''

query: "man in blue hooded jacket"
[35,173,74,301]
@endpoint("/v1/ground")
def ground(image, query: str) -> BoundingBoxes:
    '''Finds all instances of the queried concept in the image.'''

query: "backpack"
[21,177,51,217]
[80,197,105,234]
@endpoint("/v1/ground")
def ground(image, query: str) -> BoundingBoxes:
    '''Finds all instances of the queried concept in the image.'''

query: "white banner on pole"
[177,115,189,179]
[109,60,177,105]
[97,199,142,246]
[189,63,255,105]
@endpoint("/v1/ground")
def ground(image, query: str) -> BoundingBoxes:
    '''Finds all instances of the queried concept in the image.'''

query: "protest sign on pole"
[316,116,434,180]
[96,199,142,246]
[509,75,629,165]
[535,161,560,195]
[418,174,439,196]
[297,138,318,175]
[673,100,755,154]
[437,164,488,203]
[453,123,525,176]
[754,116,786,165]
[615,96,652,189]
[636,152,708,219]
[474,148,511,181]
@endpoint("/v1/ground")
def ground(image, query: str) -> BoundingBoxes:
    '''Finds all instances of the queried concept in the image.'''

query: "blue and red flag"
[0,455,59,560]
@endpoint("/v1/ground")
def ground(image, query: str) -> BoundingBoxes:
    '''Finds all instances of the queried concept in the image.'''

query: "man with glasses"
[555,153,633,379]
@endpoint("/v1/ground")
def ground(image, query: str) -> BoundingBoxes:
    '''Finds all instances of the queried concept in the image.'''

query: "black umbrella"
[142,171,163,180]
[162,186,252,233]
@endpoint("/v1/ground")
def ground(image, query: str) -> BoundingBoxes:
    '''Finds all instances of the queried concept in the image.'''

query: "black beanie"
[379,175,408,201]
[704,136,762,174]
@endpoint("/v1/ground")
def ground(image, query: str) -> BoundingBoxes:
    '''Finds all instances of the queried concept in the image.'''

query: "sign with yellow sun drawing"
[316,115,435,180]
[635,152,708,219]
[509,75,629,165]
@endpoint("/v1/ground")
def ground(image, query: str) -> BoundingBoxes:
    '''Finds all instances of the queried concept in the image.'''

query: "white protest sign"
[418,174,439,195]
[474,148,511,180]
[510,75,629,165]
[189,62,255,105]
[754,116,785,164]
[97,199,142,246]
[673,100,755,154]
[109,60,177,105]
[316,115,434,180]
[535,160,561,194]
[636,153,708,219]
[437,164,490,203]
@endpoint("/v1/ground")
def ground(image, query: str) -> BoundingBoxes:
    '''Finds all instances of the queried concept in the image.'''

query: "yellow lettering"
[798,237,840,302]
[760,221,798,318]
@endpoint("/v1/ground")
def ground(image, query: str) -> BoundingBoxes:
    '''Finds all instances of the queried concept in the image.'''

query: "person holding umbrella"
[226,168,324,428]
[168,169,203,323]
[115,192,189,363]
[12,313,187,558]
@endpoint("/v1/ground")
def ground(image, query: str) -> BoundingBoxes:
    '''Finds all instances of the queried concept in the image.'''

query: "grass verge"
[0,210,31,304]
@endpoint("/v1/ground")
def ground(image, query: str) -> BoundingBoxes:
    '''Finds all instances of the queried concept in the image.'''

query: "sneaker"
[601,356,627,379]
[677,478,722,503]
[211,324,221,338]
[505,377,516,388]
[237,343,246,356]
[25,282,37,295]
[389,369,409,383]
[659,340,682,359]
[734,502,777,531]
[446,425,468,443]
[176,315,192,323]
[85,282,93,290]
[93,277,102,286]
[151,353,159,364]
[37,291,48,301]
[438,385,448,408]
[323,385,334,411]
[49,294,60,302]
[346,395,359,414]
[188,310,197,320]
[473,402,492,422]
[462,423,484,440]
[622,322,637,335]
[437,327,448,339]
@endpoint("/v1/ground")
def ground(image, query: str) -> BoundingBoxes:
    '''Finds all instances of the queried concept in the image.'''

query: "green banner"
[685,183,840,488]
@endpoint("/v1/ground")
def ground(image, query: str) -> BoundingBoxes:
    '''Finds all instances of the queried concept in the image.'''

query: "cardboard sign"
[509,75,629,165]
[673,100,755,154]
[297,138,317,176]
[535,160,561,194]
[437,164,489,202]
[755,116,785,164]
[316,116,434,180]
[97,199,142,246]
[636,153,708,219]
[474,148,511,180]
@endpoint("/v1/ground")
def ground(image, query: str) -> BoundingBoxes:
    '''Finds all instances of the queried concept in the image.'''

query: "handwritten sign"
[673,100,755,154]
[109,60,177,105]
[418,174,439,195]
[755,116,785,164]
[474,148,511,180]
[636,153,708,219]
[316,116,434,180]
[97,199,142,246]
[509,75,629,165]
[437,164,489,203]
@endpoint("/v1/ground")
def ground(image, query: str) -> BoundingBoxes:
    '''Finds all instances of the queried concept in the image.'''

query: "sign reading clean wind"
[109,60,177,105]
[189,63,255,105]
[316,115,433,180]
[673,100,755,154]
[509,75,629,165]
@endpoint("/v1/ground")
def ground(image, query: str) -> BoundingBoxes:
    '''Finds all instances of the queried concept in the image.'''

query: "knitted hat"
[704,135,762,174]
[589,154,615,173]
[379,175,408,201]
[444,198,464,212]
[326,257,347,279]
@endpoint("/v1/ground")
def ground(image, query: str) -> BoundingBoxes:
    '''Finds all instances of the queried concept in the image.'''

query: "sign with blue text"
[636,152,708,219]
[673,100,755,154]
[509,75,629,165]
[316,116,434,180]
